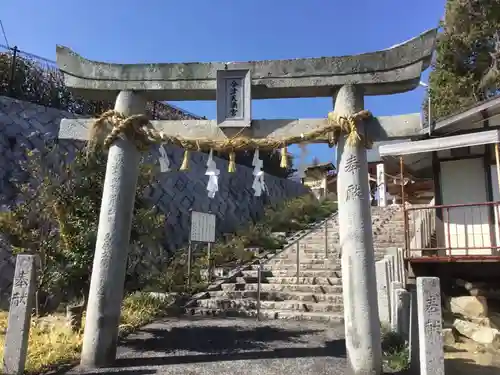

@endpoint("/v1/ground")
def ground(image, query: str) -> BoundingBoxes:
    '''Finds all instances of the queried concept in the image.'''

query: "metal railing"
[406,198,435,257]
[183,211,338,316]
[404,201,500,261]
[256,260,263,321]
[253,212,338,320]
[0,44,202,120]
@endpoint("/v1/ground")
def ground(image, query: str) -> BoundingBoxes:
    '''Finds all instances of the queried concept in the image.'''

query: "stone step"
[208,290,343,303]
[301,237,340,242]
[278,250,341,256]
[196,298,343,313]
[186,307,344,323]
[265,276,342,285]
[221,282,343,294]
[272,258,340,266]
[271,254,341,261]
[269,263,341,270]
[246,269,342,278]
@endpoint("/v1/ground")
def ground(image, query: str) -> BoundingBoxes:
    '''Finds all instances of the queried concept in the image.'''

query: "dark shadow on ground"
[444,345,467,353]
[113,339,346,368]
[445,357,500,375]
[75,370,157,375]
[121,324,321,353]
[111,319,346,368]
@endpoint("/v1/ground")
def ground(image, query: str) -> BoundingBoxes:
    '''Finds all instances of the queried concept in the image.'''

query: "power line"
[0,20,9,48]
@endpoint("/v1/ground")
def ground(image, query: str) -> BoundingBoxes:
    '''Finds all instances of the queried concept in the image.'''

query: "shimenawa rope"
[88,109,373,172]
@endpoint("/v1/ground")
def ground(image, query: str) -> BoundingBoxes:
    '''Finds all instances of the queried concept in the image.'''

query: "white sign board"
[190,211,216,243]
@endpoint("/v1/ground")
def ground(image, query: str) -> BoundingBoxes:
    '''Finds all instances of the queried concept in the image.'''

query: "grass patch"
[151,193,338,292]
[0,292,173,374]
[381,330,410,372]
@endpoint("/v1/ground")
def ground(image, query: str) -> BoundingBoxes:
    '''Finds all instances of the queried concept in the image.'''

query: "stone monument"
[2,255,37,375]
[416,277,445,375]
[56,28,437,374]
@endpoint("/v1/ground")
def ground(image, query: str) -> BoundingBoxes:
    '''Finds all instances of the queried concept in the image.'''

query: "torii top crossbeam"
[56,29,437,102]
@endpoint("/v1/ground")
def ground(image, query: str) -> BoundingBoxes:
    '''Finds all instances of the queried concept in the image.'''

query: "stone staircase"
[185,206,405,322]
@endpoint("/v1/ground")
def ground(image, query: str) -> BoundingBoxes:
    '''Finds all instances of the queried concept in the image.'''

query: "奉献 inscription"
[424,319,442,342]
[3,254,37,375]
[424,294,440,314]
[416,277,444,375]
[345,184,363,201]
[10,291,28,307]
[14,270,29,288]
[344,154,361,174]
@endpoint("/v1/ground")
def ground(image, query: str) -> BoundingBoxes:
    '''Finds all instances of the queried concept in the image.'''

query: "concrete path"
[67,316,347,375]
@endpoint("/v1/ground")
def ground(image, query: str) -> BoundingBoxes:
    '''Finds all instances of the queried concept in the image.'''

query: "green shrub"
[149,192,338,293]
[0,143,165,310]
[381,330,410,371]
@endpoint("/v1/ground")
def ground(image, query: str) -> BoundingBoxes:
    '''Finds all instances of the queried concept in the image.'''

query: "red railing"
[404,201,500,262]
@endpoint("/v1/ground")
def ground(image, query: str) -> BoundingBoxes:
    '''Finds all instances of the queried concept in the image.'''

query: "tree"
[425,0,500,122]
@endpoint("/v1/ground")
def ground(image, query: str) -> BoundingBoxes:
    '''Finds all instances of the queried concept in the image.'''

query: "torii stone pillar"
[336,85,382,375]
[80,91,146,367]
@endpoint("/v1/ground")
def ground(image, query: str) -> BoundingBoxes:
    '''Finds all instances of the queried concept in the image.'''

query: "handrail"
[296,241,301,284]
[405,200,500,211]
[253,212,337,320]
[183,211,339,309]
[404,199,500,259]
[256,260,263,321]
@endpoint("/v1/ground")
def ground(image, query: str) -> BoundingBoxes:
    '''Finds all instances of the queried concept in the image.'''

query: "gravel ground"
[66,316,348,375]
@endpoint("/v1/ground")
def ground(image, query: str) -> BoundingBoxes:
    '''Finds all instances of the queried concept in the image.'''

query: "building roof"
[432,94,500,133]
[304,162,336,174]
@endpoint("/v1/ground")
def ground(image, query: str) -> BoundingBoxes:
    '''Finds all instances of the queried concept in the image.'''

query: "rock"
[450,296,488,318]
[147,292,175,300]
[489,312,500,330]
[442,328,456,345]
[453,318,500,347]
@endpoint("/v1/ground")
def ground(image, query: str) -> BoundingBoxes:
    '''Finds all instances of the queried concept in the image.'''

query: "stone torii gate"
[56,28,437,374]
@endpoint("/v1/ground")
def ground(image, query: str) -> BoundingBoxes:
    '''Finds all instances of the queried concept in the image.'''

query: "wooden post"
[207,242,212,282]
[187,240,192,290]
[494,144,500,192]
[399,156,405,206]
[400,156,410,254]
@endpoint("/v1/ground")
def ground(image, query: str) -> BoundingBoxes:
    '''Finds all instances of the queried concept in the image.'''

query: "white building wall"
[440,158,492,255]
[489,166,500,254]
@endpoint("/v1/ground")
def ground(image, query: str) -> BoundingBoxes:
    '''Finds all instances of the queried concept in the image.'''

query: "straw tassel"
[280,146,288,168]
[228,151,236,172]
[180,149,190,171]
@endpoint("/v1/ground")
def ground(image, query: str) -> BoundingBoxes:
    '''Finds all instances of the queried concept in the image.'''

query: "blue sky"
[0,0,446,164]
